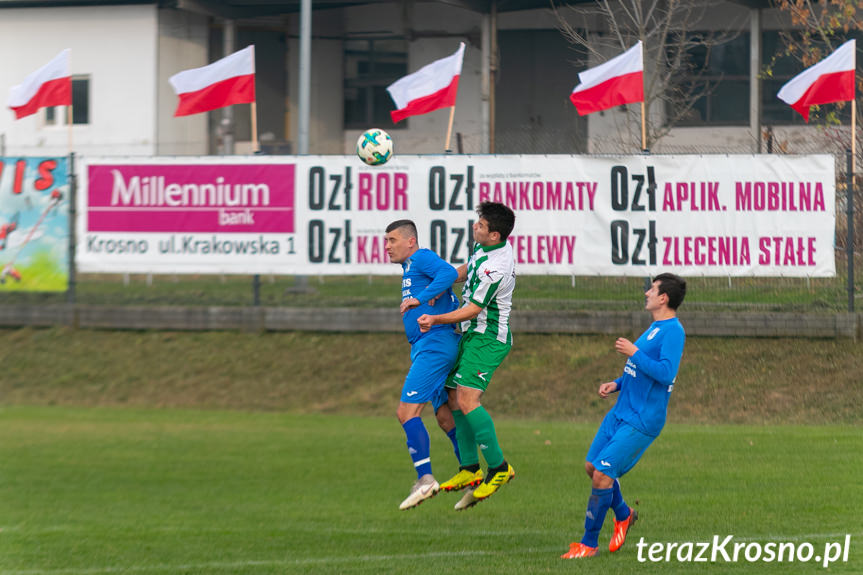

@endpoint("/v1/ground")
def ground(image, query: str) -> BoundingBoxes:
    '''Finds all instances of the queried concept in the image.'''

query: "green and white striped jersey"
[460,240,516,345]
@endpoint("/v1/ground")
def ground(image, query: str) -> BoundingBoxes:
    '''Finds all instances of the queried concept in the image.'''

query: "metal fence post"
[67,152,77,305]
[847,149,855,312]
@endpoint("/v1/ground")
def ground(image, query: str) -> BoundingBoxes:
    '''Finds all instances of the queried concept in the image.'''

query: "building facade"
[0,0,851,159]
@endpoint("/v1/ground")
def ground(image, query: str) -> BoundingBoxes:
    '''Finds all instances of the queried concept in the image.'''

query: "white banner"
[77,154,835,277]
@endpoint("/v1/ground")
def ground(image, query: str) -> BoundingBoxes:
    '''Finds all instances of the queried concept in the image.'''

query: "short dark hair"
[477,201,515,241]
[385,219,417,239]
[653,273,687,310]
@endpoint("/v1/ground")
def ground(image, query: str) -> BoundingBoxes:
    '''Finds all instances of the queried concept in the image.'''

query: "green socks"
[451,409,479,467]
[464,406,505,469]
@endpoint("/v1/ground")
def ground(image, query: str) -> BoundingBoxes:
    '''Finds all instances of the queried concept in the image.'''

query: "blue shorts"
[402,328,460,412]
[586,412,656,479]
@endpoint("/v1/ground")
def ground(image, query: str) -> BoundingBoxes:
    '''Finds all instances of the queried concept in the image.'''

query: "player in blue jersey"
[385,219,463,510]
[562,273,687,559]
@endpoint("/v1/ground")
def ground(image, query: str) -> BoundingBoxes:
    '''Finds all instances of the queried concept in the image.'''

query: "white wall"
[156,8,210,156]
[0,5,158,156]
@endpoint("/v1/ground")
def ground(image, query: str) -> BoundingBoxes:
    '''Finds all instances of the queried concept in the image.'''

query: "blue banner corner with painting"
[0,157,69,292]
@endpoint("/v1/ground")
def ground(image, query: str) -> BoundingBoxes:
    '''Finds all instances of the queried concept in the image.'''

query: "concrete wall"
[284,10,345,154]
[0,305,858,339]
[285,38,346,154]
[338,1,485,154]
[0,4,159,156]
[327,1,821,157]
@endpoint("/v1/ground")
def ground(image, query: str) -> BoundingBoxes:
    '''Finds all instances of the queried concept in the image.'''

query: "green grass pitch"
[1,406,861,574]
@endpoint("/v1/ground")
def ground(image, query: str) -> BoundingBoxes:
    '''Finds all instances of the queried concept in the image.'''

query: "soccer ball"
[356,128,393,166]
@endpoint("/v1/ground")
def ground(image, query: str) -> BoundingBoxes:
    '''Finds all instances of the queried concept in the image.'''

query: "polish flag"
[7,49,72,120]
[570,41,644,115]
[169,46,255,117]
[387,43,465,123]
[777,39,856,122]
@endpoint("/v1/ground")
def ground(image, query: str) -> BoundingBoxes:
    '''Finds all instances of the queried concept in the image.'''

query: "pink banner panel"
[87,163,295,233]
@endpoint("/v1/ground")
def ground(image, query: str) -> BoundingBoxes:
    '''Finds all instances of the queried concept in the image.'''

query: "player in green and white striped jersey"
[417,201,516,510]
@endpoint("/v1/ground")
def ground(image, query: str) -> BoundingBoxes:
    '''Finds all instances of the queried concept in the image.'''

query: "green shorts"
[445,332,511,392]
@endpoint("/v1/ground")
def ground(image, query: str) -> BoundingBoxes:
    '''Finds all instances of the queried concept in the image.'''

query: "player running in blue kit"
[562,273,687,558]
[385,219,463,510]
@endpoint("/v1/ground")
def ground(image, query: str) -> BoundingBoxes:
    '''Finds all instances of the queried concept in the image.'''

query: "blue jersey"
[400,248,459,345]
[611,317,686,437]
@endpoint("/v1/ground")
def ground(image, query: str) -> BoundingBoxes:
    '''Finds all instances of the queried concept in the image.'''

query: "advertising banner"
[78,154,835,277]
[0,156,69,291]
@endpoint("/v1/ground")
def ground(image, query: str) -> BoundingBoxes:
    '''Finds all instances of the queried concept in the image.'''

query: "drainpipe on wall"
[298,0,312,154]
[749,7,762,154]
[489,0,497,154]
[481,13,490,154]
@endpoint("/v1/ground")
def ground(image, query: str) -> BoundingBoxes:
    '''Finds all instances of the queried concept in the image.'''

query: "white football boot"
[399,474,440,510]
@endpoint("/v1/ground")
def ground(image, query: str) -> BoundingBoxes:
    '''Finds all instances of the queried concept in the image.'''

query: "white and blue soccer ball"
[356,128,393,166]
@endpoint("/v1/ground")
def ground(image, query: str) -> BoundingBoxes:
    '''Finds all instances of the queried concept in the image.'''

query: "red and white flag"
[387,43,465,123]
[570,41,644,115]
[169,46,256,117]
[7,49,72,120]
[777,39,856,122]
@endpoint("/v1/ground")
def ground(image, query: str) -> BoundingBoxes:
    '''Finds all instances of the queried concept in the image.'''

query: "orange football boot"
[561,542,598,559]
[609,508,638,552]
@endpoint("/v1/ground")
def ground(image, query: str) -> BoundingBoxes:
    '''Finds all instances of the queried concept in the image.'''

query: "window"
[344,38,407,129]
[668,34,750,126]
[44,76,90,126]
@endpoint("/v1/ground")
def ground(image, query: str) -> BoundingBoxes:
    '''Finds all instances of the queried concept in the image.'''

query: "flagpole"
[250,45,259,154]
[251,101,259,153]
[640,40,647,152]
[67,51,73,155]
[444,105,456,152]
[640,101,647,151]
[67,105,74,154]
[852,98,856,176]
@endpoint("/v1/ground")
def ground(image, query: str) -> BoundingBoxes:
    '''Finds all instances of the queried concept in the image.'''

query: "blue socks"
[402,417,432,478]
[581,487,613,548]
[611,479,630,521]
[445,426,461,464]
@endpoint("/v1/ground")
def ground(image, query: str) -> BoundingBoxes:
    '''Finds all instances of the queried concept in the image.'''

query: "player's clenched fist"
[614,337,638,357]
[417,314,436,332]
[400,297,420,315]
[598,382,618,398]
